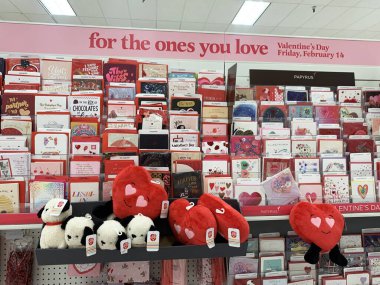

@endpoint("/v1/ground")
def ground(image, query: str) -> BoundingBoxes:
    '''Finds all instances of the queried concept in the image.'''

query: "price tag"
[146,231,160,252]
[160,200,169,219]
[120,238,131,255]
[228,228,240,248]
[206,228,215,249]
[86,234,97,257]
[50,199,68,216]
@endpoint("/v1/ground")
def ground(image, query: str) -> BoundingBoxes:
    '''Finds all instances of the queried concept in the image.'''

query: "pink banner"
[0,22,379,65]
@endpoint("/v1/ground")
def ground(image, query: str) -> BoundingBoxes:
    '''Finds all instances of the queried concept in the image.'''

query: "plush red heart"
[290,202,344,252]
[169,198,217,245]
[198,194,250,243]
[112,166,168,220]
[239,192,262,206]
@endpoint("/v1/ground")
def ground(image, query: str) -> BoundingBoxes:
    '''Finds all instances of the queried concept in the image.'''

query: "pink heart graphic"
[226,190,231,197]
[310,216,321,228]
[136,195,148,207]
[125,184,137,196]
[305,192,317,203]
[73,263,97,274]
[185,228,195,239]
[215,185,219,191]
[325,217,335,228]
[174,224,181,233]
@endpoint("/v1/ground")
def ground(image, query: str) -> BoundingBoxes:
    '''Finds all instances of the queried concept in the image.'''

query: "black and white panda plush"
[37,198,73,249]
[94,219,128,250]
[61,214,94,248]
[124,213,156,247]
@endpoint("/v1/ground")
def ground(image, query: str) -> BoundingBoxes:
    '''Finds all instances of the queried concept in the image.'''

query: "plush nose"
[132,234,136,239]
[67,235,71,240]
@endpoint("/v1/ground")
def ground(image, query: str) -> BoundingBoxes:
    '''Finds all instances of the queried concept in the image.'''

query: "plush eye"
[45,208,49,212]
[128,227,131,231]
[140,234,144,237]
[75,235,79,238]
[67,235,71,240]
[132,234,136,238]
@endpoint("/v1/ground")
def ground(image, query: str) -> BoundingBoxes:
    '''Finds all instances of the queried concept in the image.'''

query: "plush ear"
[37,206,45,219]
[329,244,348,267]
[117,216,134,228]
[92,200,113,220]
[61,215,74,230]
[80,226,94,246]
[304,243,321,265]
[93,220,103,233]
[149,225,156,232]
[116,232,128,250]
[62,200,71,213]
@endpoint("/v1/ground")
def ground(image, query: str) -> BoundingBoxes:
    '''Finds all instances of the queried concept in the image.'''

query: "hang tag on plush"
[206,228,215,249]
[50,199,68,216]
[228,228,240,248]
[120,238,131,255]
[160,200,169,219]
[86,234,97,257]
[146,231,160,252]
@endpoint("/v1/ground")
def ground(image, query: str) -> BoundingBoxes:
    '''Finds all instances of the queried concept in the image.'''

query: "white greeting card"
[323,175,350,204]
[0,183,19,213]
[351,177,376,203]
[70,181,99,202]
[265,139,291,157]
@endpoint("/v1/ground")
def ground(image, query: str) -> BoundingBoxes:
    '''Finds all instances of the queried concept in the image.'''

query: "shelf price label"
[86,234,97,257]
[228,228,240,248]
[120,238,131,255]
[206,228,215,249]
[146,231,160,252]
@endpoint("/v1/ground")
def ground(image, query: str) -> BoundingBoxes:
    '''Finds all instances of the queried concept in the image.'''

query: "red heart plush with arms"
[290,202,347,266]
[198,194,250,243]
[169,199,217,245]
[112,166,168,220]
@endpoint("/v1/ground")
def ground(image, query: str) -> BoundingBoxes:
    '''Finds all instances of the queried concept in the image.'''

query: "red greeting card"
[342,122,368,136]
[314,105,340,123]
[346,138,374,153]
[256,86,284,101]
[72,59,103,76]
[230,136,262,156]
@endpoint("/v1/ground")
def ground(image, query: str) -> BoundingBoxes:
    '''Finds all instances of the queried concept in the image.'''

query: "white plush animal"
[62,214,94,248]
[37,198,72,249]
[94,219,127,250]
[125,213,155,247]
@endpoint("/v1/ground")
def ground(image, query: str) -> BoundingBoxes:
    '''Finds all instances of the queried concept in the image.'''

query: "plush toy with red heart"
[198,194,250,243]
[93,166,168,221]
[290,202,347,266]
[169,199,217,245]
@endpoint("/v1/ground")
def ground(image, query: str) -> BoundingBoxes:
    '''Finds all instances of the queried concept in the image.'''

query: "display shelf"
[0,211,41,227]
[35,199,247,265]
[0,224,41,231]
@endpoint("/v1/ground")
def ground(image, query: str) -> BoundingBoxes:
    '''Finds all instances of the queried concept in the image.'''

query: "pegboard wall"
[0,229,201,285]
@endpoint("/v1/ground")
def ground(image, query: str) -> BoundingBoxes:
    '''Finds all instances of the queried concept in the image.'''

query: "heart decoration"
[360,277,367,284]
[174,224,181,233]
[305,192,317,203]
[215,185,219,191]
[226,183,232,189]
[185,228,195,239]
[75,144,81,150]
[239,192,262,206]
[125,184,137,196]
[220,187,226,192]
[358,184,368,199]
[304,266,311,274]
[209,183,215,190]
[226,190,232,197]
[290,202,344,252]
[73,263,97,274]
[136,195,148,207]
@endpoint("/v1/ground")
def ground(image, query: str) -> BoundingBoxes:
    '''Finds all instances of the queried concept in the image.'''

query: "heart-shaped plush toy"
[198,194,250,243]
[290,202,347,266]
[168,198,217,245]
[112,166,168,220]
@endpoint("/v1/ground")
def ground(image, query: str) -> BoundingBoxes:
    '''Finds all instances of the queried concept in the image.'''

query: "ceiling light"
[40,0,76,16]
[232,1,270,26]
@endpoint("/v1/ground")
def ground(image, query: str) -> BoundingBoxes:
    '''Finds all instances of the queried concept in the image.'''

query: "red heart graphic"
[239,192,262,206]
[209,183,215,190]
[75,144,81,150]
[305,192,317,203]
[169,199,217,246]
[220,187,226,191]
[290,202,344,252]
[113,166,168,220]
[304,266,311,274]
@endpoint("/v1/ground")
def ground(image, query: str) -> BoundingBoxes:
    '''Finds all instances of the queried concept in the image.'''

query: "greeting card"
[322,158,347,174]
[72,78,102,91]
[203,103,228,119]
[351,177,376,203]
[140,152,170,168]
[338,89,362,103]
[319,139,344,157]
[228,257,258,275]
[36,111,70,130]
[291,121,317,136]
[202,159,229,175]
[350,162,372,177]
[7,57,40,74]
[168,79,196,98]
[256,86,284,101]
[169,113,199,130]
[71,118,99,136]
[235,87,255,101]
[31,161,63,176]
[69,178,100,202]
[230,136,261,156]
[299,183,323,204]
[70,159,101,176]
[235,184,265,206]
[314,105,340,123]
[172,171,202,198]
[35,94,68,111]
[323,175,350,204]
[288,262,316,279]
[71,136,100,155]
[170,131,200,148]
[310,91,335,103]
[202,121,228,136]
[198,71,224,85]
[294,158,320,175]
[260,104,287,123]
[202,137,229,154]
[102,130,138,153]
[340,235,362,249]
[231,157,261,180]
[286,90,308,102]
[232,121,258,136]
[292,140,317,158]
[68,94,101,118]
[106,83,136,100]
[72,59,103,76]
[29,180,65,212]
[340,105,363,119]
[148,168,171,195]
[343,122,368,136]
[262,168,300,205]
[2,93,35,116]
[107,100,136,118]
[139,129,169,150]
[171,96,202,114]
[260,255,285,273]
[198,85,226,101]
[288,104,313,120]
[263,158,291,180]
[67,263,101,277]
[139,63,167,79]
[140,82,168,96]
[1,118,32,137]
[205,176,233,199]
[174,159,202,173]
[364,90,380,109]
[0,183,19,213]
[346,138,374,153]
[233,101,257,121]
[41,59,72,80]
[264,139,291,157]
[103,62,137,84]
[32,132,69,155]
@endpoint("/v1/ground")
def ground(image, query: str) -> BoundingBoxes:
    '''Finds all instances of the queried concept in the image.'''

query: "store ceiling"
[1,0,380,40]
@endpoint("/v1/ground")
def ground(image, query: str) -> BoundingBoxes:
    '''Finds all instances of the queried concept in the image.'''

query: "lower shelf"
[36,238,248,265]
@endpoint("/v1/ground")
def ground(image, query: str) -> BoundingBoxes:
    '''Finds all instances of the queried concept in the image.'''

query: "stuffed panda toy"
[37,198,73,249]
[61,214,94,248]
[94,219,128,250]
[124,213,155,247]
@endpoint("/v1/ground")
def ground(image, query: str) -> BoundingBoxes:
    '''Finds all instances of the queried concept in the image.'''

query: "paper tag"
[86,234,97,257]
[206,228,215,249]
[146,231,160,252]
[120,238,131,255]
[50,199,68,216]
[142,114,163,129]
[160,200,169,219]
[228,228,240,248]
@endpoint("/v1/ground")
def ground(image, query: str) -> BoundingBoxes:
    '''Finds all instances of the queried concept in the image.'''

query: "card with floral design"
[291,121,317,136]
[323,175,350,204]
[364,90,380,109]
[264,139,291,157]
[262,168,300,205]
[350,162,372,178]
[372,118,380,135]
[322,158,347,174]
[299,183,323,203]
[338,89,362,103]
[292,140,317,158]
[340,105,363,119]
[294,158,320,175]
[351,177,376,203]
[231,157,261,180]
[256,86,284,101]
[314,105,340,124]
[230,136,261,156]
[288,104,313,120]
[319,139,344,157]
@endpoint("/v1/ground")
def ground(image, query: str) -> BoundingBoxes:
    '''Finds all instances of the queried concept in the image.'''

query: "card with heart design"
[351,177,376,203]
[231,157,261,180]
[346,272,370,285]
[202,136,229,154]
[230,136,262,156]
[338,88,362,103]
[202,120,228,136]
[71,136,100,155]
[350,162,372,178]
[299,183,323,204]
[67,263,101,277]
[314,105,340,124]
[235,184,265,206]
[205,177,233,199]
[323,175,350,204]
[288,262,316,280]
[256,86,284,101]
[292,140,317,158]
